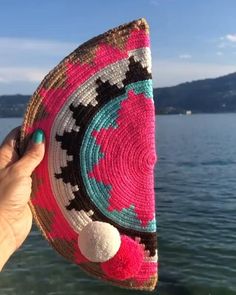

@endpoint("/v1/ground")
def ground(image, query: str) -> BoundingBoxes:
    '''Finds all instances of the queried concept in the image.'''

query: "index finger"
[0,126,21,169]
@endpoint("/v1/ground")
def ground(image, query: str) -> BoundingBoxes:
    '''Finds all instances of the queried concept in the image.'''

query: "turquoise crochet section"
[80,80,156,232]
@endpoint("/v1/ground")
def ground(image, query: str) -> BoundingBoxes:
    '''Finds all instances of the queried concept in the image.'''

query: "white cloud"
[0,37,77,54]
[179,54,192,59]
[0,67,49,83]
[0,37,78,68]
[0,37,79,94]
[225,34,236,42]
[217,42,226,49]
[216,34,236,50]
[152,59,236,87]
[149,0,159,6]
[0,77,7,83]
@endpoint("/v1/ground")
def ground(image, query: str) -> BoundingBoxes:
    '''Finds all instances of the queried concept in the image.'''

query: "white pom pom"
[78,221,121,262]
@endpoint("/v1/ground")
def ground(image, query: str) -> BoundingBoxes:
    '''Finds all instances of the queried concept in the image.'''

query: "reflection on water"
[0,115,236,295]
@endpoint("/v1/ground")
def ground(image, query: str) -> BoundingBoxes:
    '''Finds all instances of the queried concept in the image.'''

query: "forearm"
[0,216,15,271]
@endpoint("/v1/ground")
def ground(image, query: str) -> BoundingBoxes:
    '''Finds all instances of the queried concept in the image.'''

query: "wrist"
[0,215,16,271]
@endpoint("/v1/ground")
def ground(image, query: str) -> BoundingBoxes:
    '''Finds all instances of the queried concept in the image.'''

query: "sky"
[0,0,236,94]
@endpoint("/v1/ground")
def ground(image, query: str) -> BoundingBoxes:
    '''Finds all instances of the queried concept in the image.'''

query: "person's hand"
[0,127,45,271]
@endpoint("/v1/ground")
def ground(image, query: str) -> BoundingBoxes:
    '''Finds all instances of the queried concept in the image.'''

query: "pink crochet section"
[24,25,156,283]
[101,235,144,280]
[88,90,157,226]
[26,28,151,241]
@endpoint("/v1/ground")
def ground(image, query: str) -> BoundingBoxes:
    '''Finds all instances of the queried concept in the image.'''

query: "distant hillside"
[154,72,236,114]
[0,72,236,117]
[0,94,30,117]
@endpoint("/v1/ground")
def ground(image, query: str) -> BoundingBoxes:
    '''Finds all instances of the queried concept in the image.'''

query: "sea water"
[0,114,235,295]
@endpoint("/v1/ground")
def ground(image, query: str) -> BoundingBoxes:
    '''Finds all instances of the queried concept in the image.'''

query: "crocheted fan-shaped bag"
[20,18,158,291]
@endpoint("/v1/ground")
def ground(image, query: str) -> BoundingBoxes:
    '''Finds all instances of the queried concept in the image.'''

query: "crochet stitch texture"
[20,18,158,291]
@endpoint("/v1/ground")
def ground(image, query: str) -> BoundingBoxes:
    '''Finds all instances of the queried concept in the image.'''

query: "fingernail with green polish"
[32,129,45,144]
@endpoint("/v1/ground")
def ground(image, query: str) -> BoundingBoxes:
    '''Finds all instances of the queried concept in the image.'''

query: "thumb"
[12,129,45,176]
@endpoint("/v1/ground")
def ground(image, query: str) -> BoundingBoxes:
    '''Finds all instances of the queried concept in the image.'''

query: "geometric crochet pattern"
[20,18,158,291]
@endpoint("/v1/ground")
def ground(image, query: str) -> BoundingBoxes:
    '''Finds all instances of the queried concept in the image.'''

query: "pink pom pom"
[101,235,144,280]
